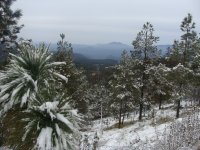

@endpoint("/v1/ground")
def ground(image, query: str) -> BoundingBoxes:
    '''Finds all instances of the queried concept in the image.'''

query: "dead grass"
[104,120,136,131]
[151,116,174,126]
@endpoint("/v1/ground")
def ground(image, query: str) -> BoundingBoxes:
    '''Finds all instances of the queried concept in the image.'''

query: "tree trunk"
[139,103,143,120]
[176,84,182,118]
[159,94,162,110]
[118,100,123,128]
[176,99,181,118]
[122,103,127,125]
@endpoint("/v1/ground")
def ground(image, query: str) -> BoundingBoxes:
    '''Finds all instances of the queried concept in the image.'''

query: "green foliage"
[0,42,66,113]
[0,0,23,64]
[168,13,199,118]
[147,64,173,107]
[2,94,82,150]
[85,84,110,119]
[131,22,159,120]
[0,41,82,149]
[132,22,159,60]
[54,34,89,114]
[109,51,136,127]
[170,13,198,67]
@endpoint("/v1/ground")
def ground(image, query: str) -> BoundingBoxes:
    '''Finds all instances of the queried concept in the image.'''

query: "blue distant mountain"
[49,42,171,60]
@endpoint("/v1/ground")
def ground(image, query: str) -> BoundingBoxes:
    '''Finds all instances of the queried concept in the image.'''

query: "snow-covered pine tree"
[146,63,172,109]
[169,14,198,118]
[169,13,198,67]
[54,34,89,114]
[168,64,194,118]
[131,22,159,120]
[88,84,110,119]
[109,50,135,128]
[0,0,23,63]
[190,34,200,105]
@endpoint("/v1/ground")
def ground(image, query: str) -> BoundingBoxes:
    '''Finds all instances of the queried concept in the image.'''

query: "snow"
[38,101,59,120]
[96,119,169,150]
[56,113,75,131]
[52,72,68,83]
[23,72,38,92]
[0,93,9,103]
[117,94,125,99]
[46,62,66,67]
[80,102,200,150]
[35,127,53,150]
[20,89,30,107]
[39,101,59,112]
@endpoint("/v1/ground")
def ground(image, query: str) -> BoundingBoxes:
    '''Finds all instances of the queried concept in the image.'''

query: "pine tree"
[147,63,172,109]
[109,50,135,128]
[169,14,198,118]
[169,64,193,118]
[86,84,110,119]
[131,22,159,120]
[180,13,198,65]
[170,13,198,67]
[0,0,23,63]
[54,34,89,114]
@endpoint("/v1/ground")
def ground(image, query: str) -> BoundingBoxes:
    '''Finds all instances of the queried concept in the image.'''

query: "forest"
[0,0,200,150]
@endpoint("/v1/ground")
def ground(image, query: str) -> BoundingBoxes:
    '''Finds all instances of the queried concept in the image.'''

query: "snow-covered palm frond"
[3,94,82,150]
[22,95,82,150]
[0,43,67,113]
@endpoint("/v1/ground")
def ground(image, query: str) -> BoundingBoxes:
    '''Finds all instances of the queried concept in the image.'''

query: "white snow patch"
[35,127,53,150]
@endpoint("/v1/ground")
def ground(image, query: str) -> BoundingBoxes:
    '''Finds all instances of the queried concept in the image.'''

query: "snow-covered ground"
[81,101,200,150]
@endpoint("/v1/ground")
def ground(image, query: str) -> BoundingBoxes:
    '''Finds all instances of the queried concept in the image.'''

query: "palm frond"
[0,43,67,114]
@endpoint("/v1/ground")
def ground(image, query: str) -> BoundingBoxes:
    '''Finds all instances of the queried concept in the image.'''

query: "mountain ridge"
[49,42,171,60]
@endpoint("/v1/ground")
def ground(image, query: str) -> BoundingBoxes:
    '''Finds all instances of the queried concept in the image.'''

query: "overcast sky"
[13,0,200,45]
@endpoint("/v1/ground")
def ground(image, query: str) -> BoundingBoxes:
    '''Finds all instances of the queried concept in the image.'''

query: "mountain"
[48,42,171,60]
[72,42,132,60]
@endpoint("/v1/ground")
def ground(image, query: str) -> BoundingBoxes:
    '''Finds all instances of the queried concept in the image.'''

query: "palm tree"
[0,42,82,149]
[22,93,82,150]
[0,42,68,113]
[2,92,82,150]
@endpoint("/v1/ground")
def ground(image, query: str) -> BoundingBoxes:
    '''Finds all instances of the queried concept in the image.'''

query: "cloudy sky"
[13,0,200,45]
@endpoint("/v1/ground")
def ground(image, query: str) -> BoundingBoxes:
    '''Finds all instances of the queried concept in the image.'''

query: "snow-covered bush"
[127,109,200,150]
[153,109,200,150]
[0,42,67,114]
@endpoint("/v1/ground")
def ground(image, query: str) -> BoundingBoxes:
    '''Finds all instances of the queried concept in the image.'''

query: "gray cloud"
[13,0,200,44]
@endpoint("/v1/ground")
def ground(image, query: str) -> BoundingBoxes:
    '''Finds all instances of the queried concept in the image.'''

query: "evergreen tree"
[109,51,135,128]
[85,84,110,119]
[168,64,193,118]
[131,22,159,120]
[169,13,198,67]
[180,13,198,65]
[147,63,172,109]
[0,0,23,62]
[169,14,198,118]
[54,34,89,114]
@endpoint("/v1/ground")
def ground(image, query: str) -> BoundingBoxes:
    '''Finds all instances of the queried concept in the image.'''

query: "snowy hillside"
[80,101,200,150]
